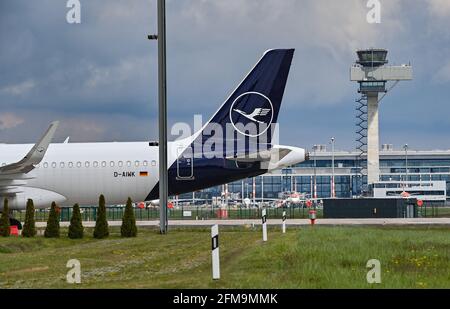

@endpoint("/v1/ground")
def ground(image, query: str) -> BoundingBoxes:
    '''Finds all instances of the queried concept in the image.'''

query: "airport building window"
[421,175,431,181]
[194,150,450,201]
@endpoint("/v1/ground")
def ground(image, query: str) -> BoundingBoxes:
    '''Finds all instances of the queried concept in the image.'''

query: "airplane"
[386,191,419,199]
[0,49,308,224]
[272,192,325,208]
[282,191,305,205]
[144,197,209,208]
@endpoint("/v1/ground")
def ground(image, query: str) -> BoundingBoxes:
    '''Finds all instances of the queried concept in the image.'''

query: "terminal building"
[184,145,449,205]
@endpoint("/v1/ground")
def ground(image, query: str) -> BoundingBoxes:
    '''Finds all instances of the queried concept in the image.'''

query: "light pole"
[148,0,168,234]
[331,137,335,198]
[313,145,317,200]
[261,176,264,204]
[404,144,409,190]
[241,180,244,205]
[225,183,229,208]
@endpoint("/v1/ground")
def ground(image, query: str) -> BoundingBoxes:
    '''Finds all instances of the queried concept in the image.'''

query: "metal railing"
[11,206,323,222]
[11,204,449,222]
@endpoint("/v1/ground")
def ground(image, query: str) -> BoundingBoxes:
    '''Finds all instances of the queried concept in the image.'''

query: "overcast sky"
[1,0,450,151]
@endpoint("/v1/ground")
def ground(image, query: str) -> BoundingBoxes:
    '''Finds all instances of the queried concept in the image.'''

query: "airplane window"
[60,162,65,168]
[118,161,123,167]
[77,162,82,168]
[127,161,131,167]
[143,160,148,167]
[52,162,57,168]
[93,161,99,167]
[135,160,140,167]
[110,161,115,167]
[43,162,49,168]
[85,162,90,168]
[68,162,74,168]
[102,161,107,167]
[151,160,157,166]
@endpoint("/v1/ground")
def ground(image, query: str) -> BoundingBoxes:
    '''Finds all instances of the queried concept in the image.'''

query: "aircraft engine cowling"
[0,187,67,210]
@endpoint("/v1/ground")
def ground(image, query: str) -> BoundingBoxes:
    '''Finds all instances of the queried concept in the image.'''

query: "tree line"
[0,195,137,239]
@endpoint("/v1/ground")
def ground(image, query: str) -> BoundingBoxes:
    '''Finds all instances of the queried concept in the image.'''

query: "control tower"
[350,49,413,191]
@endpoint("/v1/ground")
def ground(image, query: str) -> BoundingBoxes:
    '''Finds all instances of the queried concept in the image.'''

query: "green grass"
[0,226,449,288]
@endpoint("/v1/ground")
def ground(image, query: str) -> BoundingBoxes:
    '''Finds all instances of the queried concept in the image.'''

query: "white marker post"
[282,211,286,234]
[262,209,268,242]
[211,224,220,280]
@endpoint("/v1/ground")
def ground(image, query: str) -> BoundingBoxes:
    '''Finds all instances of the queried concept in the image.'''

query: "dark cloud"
[0,0,450,151]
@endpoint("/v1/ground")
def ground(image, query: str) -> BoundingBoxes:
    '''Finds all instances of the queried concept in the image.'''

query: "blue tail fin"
[198,49,295,155]
[147,49,295,200]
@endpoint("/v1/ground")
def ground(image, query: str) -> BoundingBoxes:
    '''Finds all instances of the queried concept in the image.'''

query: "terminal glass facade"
[179,150,450,203]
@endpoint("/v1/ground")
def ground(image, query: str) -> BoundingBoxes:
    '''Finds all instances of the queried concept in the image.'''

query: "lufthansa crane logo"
[229,92,274,137]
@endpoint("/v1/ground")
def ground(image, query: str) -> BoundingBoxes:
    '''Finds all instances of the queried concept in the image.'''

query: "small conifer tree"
[93,194,109,239]
[121,197,138,237]
[22,199,37,237]
[44,202,60,238]
[68,204,84,239]
[0,198,10,237]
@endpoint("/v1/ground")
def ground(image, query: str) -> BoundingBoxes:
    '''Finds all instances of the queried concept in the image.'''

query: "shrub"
[0,198,10,237]
[68,204,84,239]
[44,202,60,238]
[22,199,37,237]
[121,197,137,237]
[93,194,109,239]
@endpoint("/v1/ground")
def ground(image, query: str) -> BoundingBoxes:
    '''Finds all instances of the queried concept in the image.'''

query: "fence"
[11,203,449,223]
[12,206,323,222]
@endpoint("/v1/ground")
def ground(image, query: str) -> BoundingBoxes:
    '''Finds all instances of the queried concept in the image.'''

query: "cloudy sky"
[1,0,450,151]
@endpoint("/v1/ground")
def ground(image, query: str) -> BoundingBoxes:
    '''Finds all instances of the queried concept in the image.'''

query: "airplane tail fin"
[196,49,294,156]
[148,50,296,199]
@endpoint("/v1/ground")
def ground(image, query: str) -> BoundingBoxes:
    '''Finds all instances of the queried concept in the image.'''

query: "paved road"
[35,218,450,228]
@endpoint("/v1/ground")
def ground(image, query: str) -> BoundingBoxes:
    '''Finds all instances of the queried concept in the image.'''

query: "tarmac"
[35,218,450,228]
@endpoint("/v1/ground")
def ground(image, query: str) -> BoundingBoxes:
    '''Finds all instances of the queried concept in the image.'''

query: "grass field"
[0,226,449,289]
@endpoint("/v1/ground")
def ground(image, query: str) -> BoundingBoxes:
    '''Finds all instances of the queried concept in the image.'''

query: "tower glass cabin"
[356,49,388,93]
[356,49,388,67]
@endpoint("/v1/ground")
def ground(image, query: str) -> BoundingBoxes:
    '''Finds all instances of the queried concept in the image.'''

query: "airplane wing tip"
[50,120,60,127]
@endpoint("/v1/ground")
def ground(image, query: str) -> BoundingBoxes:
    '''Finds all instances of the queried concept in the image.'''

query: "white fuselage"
[0,142,159,209]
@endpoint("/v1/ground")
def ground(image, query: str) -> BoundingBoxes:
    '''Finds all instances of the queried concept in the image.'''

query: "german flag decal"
[139,171,149,177]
